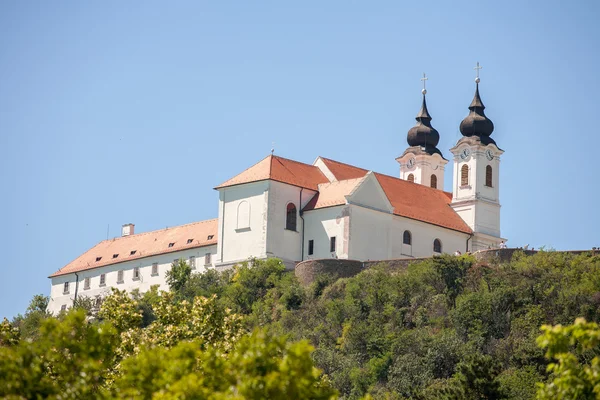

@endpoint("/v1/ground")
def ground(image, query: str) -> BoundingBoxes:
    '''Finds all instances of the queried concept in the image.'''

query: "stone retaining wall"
[295,249,597,286]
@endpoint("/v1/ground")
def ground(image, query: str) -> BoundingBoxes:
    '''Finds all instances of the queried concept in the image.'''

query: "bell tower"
[396,74,448,189]
[450,63,505,251]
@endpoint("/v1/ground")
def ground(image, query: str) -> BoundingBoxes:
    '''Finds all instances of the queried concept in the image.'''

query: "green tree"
[166,258,192,293]
[536,318,600,399]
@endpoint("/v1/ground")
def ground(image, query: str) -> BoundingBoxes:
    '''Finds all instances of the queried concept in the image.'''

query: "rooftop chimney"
[121,223,135,237]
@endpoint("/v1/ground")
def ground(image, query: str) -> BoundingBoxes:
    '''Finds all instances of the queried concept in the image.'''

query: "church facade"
[47,74,505,314]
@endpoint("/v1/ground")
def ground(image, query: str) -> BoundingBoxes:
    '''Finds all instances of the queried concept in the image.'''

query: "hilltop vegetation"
[2,251,600,399]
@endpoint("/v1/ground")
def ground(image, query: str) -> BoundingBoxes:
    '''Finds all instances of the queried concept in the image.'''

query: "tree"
[166,258,192,293]
[536,318,600,399]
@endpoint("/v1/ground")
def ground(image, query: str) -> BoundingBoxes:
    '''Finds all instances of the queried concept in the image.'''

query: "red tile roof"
[215,155,329,191]
[318,157,471,234]
[49,219,218,278]
[303,177,364,211]
[373,173,471,234]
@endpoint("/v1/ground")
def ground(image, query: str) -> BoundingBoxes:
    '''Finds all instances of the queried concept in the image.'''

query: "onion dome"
[459,81,496,146]
[406,93,442,156]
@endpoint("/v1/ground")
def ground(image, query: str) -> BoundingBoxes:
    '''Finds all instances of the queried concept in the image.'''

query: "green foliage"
[3,252,600,398]
[536,318,600,399]
[165,257,192,292]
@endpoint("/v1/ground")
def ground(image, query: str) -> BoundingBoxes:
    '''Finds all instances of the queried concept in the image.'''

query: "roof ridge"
[319,156,369,172]
[105,218,218,242]
[373,171,451,196]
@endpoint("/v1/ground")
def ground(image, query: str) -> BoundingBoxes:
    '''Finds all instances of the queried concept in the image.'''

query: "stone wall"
[294,249,598,286]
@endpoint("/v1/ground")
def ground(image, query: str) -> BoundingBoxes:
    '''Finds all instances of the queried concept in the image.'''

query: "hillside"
[2,250,600,399]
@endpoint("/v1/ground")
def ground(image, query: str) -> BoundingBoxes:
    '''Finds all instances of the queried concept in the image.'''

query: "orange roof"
[49,219,218,278]
[319,157,369,181]
[215,155,329,191]
[316,157,471,233]
[374,173,471,233]
[303,178,364,210]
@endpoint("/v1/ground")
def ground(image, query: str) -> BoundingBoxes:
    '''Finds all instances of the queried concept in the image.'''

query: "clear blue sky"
[1,1,599,319]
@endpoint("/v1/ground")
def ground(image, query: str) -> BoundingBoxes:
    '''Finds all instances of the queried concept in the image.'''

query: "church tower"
[450,63,505,251]
[396,74,448,189]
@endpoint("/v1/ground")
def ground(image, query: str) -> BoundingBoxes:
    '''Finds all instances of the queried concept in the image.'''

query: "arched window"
[433,239,442,253]
[485,165,493,187]
[403,230,412,245]
[460,165,469,186]
[407,173,415,183]
[237,201,250,229]
[286,203,297,231]
[430,174,437,189]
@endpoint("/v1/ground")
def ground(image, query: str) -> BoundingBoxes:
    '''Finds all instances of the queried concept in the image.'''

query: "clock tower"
[397,74,448,189]
[450,63,505,251]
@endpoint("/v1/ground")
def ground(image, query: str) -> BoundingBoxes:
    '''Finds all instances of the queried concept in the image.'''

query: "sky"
[1,1,599,319]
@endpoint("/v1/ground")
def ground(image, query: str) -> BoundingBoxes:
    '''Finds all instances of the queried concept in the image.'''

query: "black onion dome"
[459,83,496,145]
[406,95,442,156]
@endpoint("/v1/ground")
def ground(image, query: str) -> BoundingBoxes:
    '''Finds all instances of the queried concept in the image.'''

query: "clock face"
[485,149,494,161]
[407,158,415,168]
[460,148,471,160]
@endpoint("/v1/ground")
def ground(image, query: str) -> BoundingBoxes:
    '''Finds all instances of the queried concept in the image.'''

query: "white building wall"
[266,181,317,269]
[302,205,349,260]
[347,205,470,261]
[397,153,448,190]
[216,181,269,267]
[48,245,217,315]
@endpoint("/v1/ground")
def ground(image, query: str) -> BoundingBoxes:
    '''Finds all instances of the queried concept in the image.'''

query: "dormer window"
[207,235,214,240]
[95,257,102,262]
[168,243,175,248]
[130,250,137,256]
[187,239,193,244]
[112,254,119,259]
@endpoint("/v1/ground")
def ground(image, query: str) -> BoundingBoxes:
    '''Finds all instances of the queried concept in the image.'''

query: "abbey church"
[47,71,505,314]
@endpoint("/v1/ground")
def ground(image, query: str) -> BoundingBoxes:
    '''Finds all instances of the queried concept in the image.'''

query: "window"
[100,274,106,286]
[407,173,415,183]
[63,282,69,294]
[117,270,124,283]
[430,174,437,189]
[130,250,137,256]
[207,235,214,240]
[403,230,412,245]
[286,203,297,231]
[485,165,493,187]
[187,238,193,244]
[237,200,251,230]
[433,239,442,253]
[133,267,140,280]
[168,242,175,248]
[189,256,196,270]
[461,165,469,186]
[205,253,211,265]
[95,257,102,262]
[60,304,67,312]
[308,240,314,256]
[112,254,119,259]
[330,236,336,253]
[83,277,90,290]
[151,262,158,276]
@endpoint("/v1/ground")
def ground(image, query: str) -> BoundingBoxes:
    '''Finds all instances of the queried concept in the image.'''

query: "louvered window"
[461,165,469,186]
[407,174,415,183]
[485,165,493,187]
[430,174,437,189]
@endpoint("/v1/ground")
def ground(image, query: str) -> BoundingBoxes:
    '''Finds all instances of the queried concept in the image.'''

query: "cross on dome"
[474,62,482,83]
[421,73,428,94]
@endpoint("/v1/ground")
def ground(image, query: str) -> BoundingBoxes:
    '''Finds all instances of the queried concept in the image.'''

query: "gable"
[346,172,393,213]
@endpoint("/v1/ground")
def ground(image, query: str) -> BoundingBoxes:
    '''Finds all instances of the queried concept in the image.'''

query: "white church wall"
[266,181,317,268]
[303,205,349,260]
[346,205,470,261]
[48,244,217,315]
[216,181,269,267]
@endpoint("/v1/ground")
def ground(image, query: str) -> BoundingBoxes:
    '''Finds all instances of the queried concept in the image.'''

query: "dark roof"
[406,95,443,156]
[459,83,496,144]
